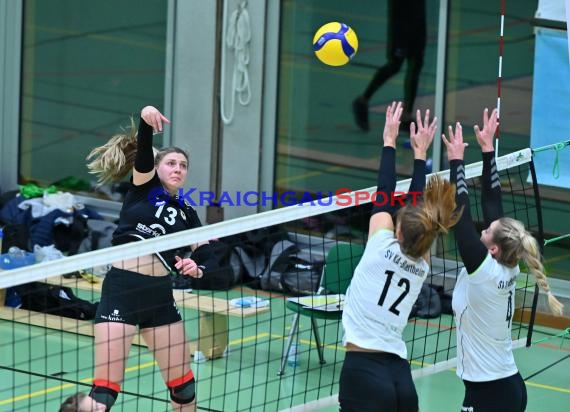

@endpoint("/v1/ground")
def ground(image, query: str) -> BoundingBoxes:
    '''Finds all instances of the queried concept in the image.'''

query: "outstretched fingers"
[383,101,403,145]
[474,107,498,150]
[386,101,403,122]
[442,122,467,160]
[419,108,430,130]
[426,114,438,142]
[409,109,437,159]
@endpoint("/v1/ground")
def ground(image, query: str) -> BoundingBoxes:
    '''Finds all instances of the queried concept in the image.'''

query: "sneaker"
[352,97,369,131]
[172,273,193,292]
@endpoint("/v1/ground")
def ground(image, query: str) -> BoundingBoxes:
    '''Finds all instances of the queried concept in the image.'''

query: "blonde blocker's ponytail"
[520,232,564,316]
[86,117,138,184]
[398,175,463,259]
[493,218,564,317]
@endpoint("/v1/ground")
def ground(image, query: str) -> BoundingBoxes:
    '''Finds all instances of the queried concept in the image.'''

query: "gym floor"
[0,288,568,411]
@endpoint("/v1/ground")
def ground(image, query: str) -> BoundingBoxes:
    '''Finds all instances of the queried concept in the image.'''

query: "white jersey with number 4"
[453,253,520,381]
[342,229,429,359]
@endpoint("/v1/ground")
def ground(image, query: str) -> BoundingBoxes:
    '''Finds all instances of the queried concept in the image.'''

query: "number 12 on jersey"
[378,270,410,316]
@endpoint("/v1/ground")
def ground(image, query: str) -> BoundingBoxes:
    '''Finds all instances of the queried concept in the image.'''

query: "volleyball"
[313,22,358,66]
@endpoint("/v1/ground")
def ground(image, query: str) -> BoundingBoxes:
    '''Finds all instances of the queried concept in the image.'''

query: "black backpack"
[224,226,289,284]
[16,282,98,320]
[260,240,325,296]
[409,284,442,319]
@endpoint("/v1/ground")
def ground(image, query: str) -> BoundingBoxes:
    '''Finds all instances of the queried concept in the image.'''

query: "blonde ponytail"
[86,117,138,184]
[398,175,463,258]
[520,233,564,317]
[423,174,464,235]
[493,218,564,317]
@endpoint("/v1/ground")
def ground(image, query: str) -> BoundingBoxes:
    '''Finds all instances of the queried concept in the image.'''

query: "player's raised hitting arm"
[369,102,438,236]
[475,108,504,226]
[368,101,402,236]
[442,122,488,274]
[133,106,171,186]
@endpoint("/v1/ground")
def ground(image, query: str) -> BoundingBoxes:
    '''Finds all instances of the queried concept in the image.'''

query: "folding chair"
[278,242,364,375]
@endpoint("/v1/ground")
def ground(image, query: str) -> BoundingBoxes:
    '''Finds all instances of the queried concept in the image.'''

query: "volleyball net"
[0,148,544,411]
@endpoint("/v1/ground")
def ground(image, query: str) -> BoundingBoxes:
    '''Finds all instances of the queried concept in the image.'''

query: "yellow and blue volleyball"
[313,22,358,66]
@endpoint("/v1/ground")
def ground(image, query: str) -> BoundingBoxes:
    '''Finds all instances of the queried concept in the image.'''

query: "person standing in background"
[353,0,427,132]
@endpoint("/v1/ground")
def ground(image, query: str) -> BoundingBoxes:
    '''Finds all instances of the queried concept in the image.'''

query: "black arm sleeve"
[371,147,397,216]
[392,159,426,215]
[449,159,489,273]
[407,159,427,200]
[481,151,503,226]
[134,117,155,173]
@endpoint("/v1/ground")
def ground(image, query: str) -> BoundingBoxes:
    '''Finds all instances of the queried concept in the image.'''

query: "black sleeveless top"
[112,173,202,270]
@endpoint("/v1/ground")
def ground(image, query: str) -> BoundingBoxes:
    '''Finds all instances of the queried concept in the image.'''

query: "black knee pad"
[90,380,120,410]
[168,375,196,405]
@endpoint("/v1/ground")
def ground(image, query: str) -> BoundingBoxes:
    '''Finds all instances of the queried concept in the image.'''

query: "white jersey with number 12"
[342,229,429,359]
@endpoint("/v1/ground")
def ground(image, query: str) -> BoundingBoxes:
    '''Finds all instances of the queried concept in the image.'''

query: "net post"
[525,157,544,347]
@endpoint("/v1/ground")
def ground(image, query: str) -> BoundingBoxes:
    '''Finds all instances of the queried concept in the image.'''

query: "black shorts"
[339,351,418,412]
[94,267,182,329]
[462,372,527,412]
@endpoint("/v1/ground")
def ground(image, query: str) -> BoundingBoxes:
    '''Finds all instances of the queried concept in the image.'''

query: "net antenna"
[495,0,505,157]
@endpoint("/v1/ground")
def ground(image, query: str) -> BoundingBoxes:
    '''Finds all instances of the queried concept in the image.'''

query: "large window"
[276,0,569,281]
[275,0,440,197]
[445,1,570,281]
[20,0,167,192]
[444,1,536,164]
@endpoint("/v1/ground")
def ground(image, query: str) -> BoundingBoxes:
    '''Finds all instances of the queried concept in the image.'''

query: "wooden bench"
[6,276,270,360]
[0,305,204,357]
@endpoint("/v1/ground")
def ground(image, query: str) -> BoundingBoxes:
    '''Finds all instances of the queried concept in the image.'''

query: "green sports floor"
[0,285,568,412]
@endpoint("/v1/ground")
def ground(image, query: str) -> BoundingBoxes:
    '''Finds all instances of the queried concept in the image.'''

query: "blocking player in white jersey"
[339,101,463,412]
[442,108,564,412]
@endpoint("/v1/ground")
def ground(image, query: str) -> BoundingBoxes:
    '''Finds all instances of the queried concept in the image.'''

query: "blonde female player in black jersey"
[339,101,463,412]
[81,105,217,411]
[442,108,564,412]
